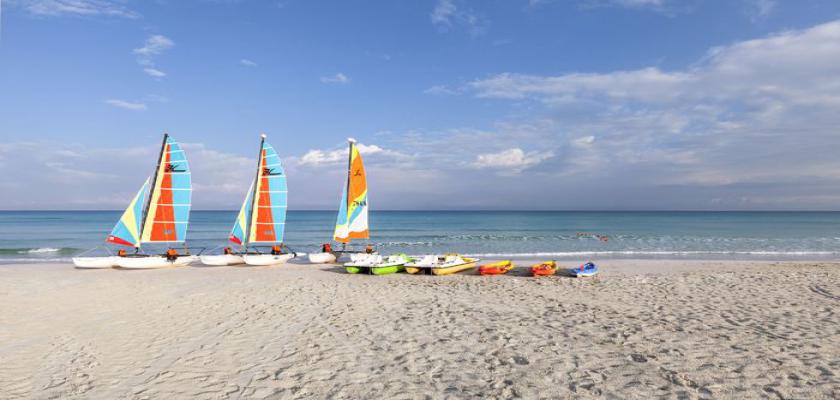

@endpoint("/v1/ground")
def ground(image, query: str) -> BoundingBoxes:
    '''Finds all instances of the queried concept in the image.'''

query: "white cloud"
[240,59,258,67]
[320,73,350,84]
[105,99,147,111]
[143,68,166,78]
[430,0,489,36]
[14,0,139,18]
[431,0,457,26]
[472,148,553,173]
[297,143,409,167]
[572,135,595,147]
[133,35,173,79]
[133,35,174,56]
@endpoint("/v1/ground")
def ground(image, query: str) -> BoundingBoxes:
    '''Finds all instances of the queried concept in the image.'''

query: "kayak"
[405,254,478,275]
[568,262,599,277]
[478,260,514,275]
[345,254,410,275]
[531,261,557,276]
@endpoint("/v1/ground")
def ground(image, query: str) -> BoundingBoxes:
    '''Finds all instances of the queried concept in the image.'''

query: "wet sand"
[0,260,838,399]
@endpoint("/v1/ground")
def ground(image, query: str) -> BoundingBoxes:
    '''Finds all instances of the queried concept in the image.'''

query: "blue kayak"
[568,262,599,277]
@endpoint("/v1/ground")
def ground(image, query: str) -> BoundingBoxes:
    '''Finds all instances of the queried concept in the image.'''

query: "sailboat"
[72,133,195,269]
[200,134,294,266]
[308,138,371,264]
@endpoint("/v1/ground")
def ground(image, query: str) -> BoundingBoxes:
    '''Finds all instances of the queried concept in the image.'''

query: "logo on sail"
[263,167,283,176]
[166,163,185,173]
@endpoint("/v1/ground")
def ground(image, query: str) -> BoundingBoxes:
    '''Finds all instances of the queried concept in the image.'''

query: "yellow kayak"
[432,258,478,275]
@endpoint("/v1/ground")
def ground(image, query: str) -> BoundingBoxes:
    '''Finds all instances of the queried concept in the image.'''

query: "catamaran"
[308,138,372,264]
[72,133,195,269]
[201,134,294,266]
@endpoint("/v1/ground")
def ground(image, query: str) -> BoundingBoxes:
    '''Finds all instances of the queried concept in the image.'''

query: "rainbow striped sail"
[334,139,369,243]
[229,136,287,246]
[140,135,192,243]
[107,178,149,247]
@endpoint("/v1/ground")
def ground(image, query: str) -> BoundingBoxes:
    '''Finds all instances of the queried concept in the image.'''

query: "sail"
[247,142,287,244]
[228,180,254,245]
[334,141,369,243]
[106,178,149,247]
[140,136,192,243]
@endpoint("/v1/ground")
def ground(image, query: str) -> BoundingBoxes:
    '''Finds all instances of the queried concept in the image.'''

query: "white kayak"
[72,256,119,269]
[116,255,197,269]
[308,252,337,264]
[243,253,295,266]
[198,254,245,266]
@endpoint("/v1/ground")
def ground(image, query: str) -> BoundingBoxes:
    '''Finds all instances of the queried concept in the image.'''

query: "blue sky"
[1,0,840,210]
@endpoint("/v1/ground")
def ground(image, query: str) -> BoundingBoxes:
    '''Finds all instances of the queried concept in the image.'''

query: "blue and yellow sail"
[228,181,254,245]
[107,178,149,247]
[334,139,369,243]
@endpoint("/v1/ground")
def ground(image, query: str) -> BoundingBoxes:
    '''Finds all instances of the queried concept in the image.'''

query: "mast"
[244,133,266,249]
[343,138,355,250]
[138,132,169,251]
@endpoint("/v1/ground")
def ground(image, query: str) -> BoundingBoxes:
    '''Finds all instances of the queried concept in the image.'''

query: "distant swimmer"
[577,232,609,242]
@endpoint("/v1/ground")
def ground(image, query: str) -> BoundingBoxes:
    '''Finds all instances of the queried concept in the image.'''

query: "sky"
[1,0,840,210]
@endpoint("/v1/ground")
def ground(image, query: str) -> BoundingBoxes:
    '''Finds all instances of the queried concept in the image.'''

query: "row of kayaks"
[342,254,599,277]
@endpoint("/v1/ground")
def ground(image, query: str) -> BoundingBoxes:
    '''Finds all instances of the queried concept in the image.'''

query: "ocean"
[1,211,839,263]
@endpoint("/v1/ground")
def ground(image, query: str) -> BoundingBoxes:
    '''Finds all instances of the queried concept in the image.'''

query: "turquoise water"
[1,211,839,263]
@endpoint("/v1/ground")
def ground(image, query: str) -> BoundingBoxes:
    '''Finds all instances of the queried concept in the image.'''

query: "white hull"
[243,253,295,266]
[73,256,118,269]
[308,252,337,264]
[198,254,245,266]
[116,255,197,269]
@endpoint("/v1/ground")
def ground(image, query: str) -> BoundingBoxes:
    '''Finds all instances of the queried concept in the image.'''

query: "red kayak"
[478,260,514,275]
[531,261,557,276]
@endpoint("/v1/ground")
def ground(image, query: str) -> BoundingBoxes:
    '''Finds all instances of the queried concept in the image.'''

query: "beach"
[0,260,837,399]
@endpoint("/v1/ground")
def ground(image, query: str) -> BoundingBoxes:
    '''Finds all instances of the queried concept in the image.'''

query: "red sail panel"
[253,149,277,242]
[149,147,178,241]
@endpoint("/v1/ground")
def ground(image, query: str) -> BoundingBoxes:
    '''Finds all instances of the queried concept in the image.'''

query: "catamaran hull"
[308,252,337,264]
[243,253,295,266]
[198,254,245,266]
[116,255,197,269]
[72,256,119,269]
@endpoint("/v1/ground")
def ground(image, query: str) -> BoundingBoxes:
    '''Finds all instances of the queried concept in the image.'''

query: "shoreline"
[4,255,840,267]
[1,260,838,398]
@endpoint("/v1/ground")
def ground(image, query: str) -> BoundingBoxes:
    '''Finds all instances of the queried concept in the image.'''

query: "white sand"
[0,260,838,399]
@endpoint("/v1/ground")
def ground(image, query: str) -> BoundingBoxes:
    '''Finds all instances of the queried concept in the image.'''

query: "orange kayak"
[478,260,514,275]
[531,261,557,276]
